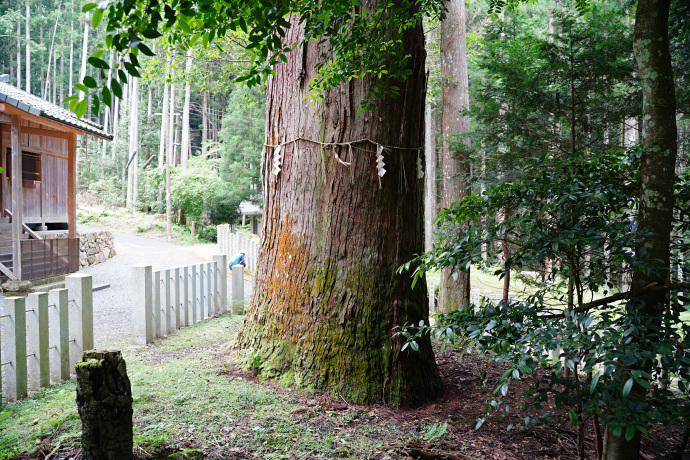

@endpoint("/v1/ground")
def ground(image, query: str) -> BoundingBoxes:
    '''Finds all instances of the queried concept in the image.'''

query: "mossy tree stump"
[75,350,133,460]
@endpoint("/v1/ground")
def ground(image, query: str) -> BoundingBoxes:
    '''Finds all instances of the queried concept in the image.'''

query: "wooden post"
[26,292,49,390]
[232,265,244,315]
[199,264,205,320]
[3,297,28,401]
[154,270,161,338]
[132,264,153,345]
[174,267,182,329]
[205,262,212,317]
[191,264,198,323]
[183,266,190,325]
[66,274,93,371]
[48,288,70,381]
[10,115,22,280]
[164,269,172,334]
[68,133,77,239]
[213,254,228,313]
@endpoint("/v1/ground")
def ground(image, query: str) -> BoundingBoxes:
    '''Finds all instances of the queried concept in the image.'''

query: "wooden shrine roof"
[0,81,112,140]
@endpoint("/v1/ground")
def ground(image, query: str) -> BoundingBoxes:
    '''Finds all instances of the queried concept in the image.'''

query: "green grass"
[0,314,419,459]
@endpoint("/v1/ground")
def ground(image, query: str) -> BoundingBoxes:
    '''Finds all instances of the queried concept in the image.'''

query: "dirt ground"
[13,342,689,460]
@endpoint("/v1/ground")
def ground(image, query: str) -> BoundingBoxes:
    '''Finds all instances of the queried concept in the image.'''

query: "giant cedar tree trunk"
[602,0,677,458]
[235,10,441,407]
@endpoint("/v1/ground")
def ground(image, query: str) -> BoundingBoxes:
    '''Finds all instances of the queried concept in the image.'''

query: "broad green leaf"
[474,417,485,430]
[111,79,122,98]
[590,372,600,394]
[568,410,578,426]
[124,62,141,78]
[92,9,103,28]
[91,95,100,116]
[75,100,88,119]
[138,42,155,57]
[621,378,633,398]
[625,425,636,441]
[82,3,97,12]
[88,57,109,70]
[101,86,112,107]
[83,76,97,88]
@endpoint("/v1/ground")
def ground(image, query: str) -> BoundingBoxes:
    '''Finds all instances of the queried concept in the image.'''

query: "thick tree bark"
[602,0,677,458]
[438,0,471,312]
[235,10,441,407]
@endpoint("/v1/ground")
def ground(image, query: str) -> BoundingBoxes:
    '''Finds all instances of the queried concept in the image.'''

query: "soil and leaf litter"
[2,311,687,460]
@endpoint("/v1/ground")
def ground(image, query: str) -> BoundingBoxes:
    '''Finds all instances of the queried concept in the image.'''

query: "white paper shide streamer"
[416,152,424,179]
[376,145,386,177]
[272,145,282,176]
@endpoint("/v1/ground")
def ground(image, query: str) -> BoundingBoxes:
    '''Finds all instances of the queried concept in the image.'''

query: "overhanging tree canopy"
[81,0,446,406]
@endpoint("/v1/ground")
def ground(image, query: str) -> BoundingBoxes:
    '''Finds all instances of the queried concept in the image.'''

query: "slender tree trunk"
[235,11,441,407]
[424,101,436,253]
[175,87,183,165]
[16,14,21,90]
[166,61,176,240]
[39,0,43,96]
[60,40,64,103]
[201,90,208,155]
[146,86,152,161]
[181,50,192,170]
[68,0,74,96]
[602,0,677,458]
[52,47,57,103]
[43,0,62,100]
[159,53,170,168]
[78,16,89,101]
[126,78,139,209]
[25,0,30,94]
[101,49,113,163]
[438,0,471,312]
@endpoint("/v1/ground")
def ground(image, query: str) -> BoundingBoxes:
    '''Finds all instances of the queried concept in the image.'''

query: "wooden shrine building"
[0,77,111,281]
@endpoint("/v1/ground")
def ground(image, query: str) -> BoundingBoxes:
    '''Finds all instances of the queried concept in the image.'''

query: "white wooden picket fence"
[217,225,259,272]
[0,274,93,403]
[131,255,228,345]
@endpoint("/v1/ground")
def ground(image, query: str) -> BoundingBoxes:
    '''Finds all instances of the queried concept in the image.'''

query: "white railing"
[217,225,259,272]
[131,255,228,346]
[1,274,93,403]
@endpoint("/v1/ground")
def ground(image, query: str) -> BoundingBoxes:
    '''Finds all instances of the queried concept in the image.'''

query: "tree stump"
[75,350,133,460]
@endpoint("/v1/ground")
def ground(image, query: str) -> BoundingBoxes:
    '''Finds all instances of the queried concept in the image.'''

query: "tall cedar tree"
[85,0,443,406]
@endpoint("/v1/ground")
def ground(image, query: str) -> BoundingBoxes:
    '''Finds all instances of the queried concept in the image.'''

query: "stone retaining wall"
[43,231,115,268]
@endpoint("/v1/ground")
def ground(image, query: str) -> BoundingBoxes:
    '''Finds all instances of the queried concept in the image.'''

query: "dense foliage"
[469,6,640,184]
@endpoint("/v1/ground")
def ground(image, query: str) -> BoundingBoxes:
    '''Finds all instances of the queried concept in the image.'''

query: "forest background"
[1,0,690,459]
[0,0,265,241]
[0,0,687,242]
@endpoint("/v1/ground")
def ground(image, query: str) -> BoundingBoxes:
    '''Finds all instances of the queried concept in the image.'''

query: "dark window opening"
[5,148,42,184]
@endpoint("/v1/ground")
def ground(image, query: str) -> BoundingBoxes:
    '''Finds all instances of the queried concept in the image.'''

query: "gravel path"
[77,225,252,347]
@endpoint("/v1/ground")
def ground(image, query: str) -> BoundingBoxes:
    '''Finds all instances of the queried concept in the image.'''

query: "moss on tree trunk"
[235,6,441,407]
